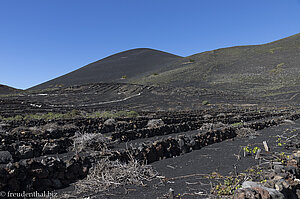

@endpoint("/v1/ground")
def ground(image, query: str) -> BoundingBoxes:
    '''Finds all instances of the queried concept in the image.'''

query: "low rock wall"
[109,114,300,164]
[0,155,91,192]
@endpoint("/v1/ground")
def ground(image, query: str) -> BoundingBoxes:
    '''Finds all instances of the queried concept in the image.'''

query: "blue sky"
[1,0,300,89]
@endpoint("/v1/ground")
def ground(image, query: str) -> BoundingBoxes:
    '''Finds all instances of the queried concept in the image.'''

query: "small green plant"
[243,146,260,156]
[243,146,251,154]
[124,110,139,118]
[189,59,195,63]
[121,75,127,79]
[14,115,23,120]
[232,122,243,127]
[260,179,267,183]
[213,176,241,196]
[274,152,290,164]
[270,63,284,74]
[278,143,282,146]
[276,137,286,147]
[202,100,209,105]
[252,146,260,154]
[245,167,266,183]
[88,110,138,119]
[269,47,282,54]
[153,73,159,76]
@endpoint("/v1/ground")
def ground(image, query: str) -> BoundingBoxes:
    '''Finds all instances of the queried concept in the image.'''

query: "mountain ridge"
[29,33,300,103]
[134,33,300,102]
[0,84,22,95]
[30,48,182,90]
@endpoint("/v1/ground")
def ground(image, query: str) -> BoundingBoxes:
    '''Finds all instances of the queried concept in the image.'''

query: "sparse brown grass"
[73,132,109,153]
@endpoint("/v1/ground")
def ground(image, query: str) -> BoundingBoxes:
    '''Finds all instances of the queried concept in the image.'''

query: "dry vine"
[74,156,158,193]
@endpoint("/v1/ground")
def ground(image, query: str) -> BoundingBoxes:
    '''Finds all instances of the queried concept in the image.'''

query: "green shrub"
[126,111,139,118]
[0,110,139,121]
[87,110,138,119]
[14,115,23,120]
[232,122,243,127]
[202,100,209,105]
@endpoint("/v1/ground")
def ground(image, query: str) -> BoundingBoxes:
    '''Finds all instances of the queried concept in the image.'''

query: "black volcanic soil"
[0,84,21,95]
[1,33,300,199]
[52,114,300,199]
[134,33,300,103]
[1,100,299,198]
[31,48,182,90]
[0,82,265,118]
[25,33,300,105]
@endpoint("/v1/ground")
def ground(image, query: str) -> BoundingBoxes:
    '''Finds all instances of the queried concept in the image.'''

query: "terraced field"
[0,82,263,117]
[1,101,299,198]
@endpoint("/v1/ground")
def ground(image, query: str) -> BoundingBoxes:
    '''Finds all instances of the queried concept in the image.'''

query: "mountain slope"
[31,48,182,90]
[135,33,300,102]
[0,85,21,95]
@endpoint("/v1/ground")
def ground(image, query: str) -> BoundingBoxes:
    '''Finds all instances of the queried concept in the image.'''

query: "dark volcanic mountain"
[29,33,300,104]
[0,84,21,95]
[31,48,182,90]
[135,33,300,102]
